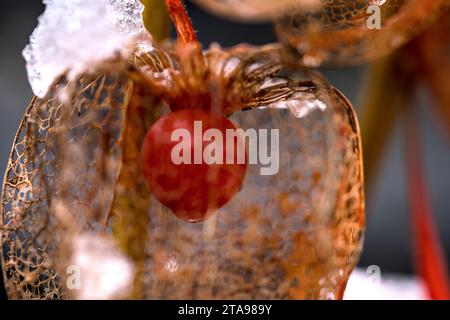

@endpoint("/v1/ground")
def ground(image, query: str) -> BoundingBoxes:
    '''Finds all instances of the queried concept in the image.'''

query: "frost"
[23,0,151,98]
[344,268,427,300]
[71,233,135,300]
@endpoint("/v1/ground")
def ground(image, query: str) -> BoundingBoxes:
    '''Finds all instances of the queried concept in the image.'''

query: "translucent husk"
[1,45,365,299]
[275,0,448,66]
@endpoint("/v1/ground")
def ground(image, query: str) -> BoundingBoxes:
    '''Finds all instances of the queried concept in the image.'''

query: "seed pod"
[1,43,364,299]
[275,0,448,66]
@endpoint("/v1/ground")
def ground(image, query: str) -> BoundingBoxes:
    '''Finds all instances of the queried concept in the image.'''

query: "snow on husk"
[23,0,151,98]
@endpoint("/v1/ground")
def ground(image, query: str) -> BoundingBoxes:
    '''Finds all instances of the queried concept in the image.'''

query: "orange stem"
[165,0,199,47]
[405,111,450,300]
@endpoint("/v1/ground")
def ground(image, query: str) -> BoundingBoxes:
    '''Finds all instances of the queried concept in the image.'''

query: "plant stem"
[360,49,416,194]
[404,109,450,300]
[111,82,155,299]
[412,8,450,140]
[141,0,171,42]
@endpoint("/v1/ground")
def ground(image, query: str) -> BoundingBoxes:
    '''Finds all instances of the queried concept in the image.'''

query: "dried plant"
[1,0,448,300]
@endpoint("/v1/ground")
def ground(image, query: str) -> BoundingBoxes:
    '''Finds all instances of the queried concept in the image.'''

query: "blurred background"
[0,0,449,299]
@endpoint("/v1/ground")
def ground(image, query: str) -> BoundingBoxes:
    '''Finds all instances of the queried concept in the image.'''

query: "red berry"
[141,109,247,222]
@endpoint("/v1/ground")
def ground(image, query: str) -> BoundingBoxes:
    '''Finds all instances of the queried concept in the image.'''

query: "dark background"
[1,0,449,299]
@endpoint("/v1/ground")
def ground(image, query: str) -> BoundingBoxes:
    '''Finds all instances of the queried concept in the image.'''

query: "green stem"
[141,0,171,42]
[111,83,155,299]
[359,50,417,195]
